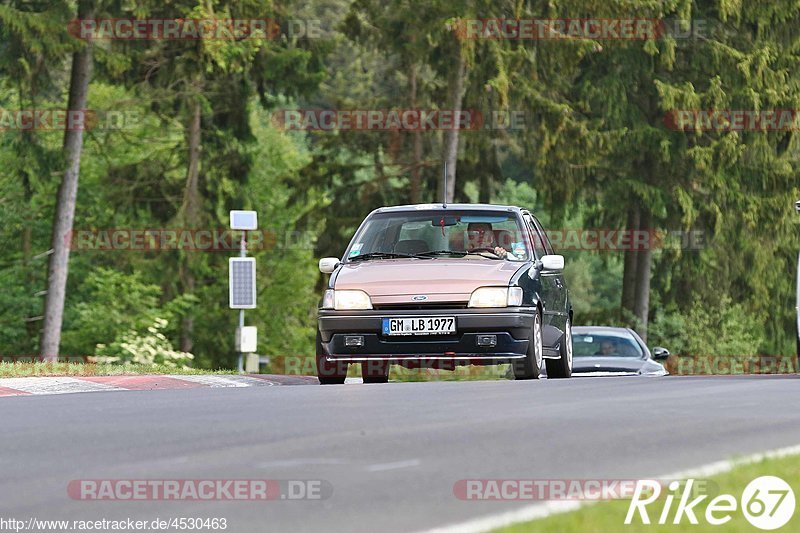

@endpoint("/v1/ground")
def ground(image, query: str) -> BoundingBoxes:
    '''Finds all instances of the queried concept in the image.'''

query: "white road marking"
[0,374,285,397]
[257,458,350,468]
[345,377,363,384]
[168,375,273,387]
[420,443,800,533]
[0,377,123,395]
[367,459,421,472]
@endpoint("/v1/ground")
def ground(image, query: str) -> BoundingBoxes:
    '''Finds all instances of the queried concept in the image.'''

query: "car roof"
[572,326,647,347]
[573,326,634,335]
[373,203,526,215]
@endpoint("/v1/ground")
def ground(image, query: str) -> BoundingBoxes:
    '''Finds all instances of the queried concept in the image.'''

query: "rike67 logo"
[626,476,795,530]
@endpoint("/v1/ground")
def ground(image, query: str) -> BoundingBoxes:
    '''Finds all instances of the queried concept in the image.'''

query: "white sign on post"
[236,326,258,353]
[230,210,258,230]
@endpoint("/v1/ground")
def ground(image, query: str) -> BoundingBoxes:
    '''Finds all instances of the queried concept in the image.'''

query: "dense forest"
[1,0,798,370]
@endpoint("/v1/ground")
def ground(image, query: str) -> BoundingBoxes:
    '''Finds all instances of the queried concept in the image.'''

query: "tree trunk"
[633,209,652,342]
[22,170,37,346]
[479,166,491,204]
[620,204,640,319]
[440,48,465,203]
[478,136,499,203]
[478,93,497,204]
[40,0,94,361]
[179,97,202,353]
[409,63,422,204]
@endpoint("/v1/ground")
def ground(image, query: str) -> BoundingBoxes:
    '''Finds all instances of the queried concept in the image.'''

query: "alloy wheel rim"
[534,314,543,371]
[566,321,573,369]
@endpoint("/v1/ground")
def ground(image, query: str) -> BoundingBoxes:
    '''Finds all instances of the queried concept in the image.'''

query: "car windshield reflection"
[344,210,530,262]
[573,333,644,358]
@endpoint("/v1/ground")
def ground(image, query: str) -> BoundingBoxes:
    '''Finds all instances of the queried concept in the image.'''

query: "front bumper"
[318,307,535,363]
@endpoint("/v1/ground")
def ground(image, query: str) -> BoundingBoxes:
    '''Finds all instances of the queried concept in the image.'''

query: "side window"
[532,217,554,255]
[523,214,547,259]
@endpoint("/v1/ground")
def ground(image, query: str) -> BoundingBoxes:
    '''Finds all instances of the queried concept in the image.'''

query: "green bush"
[61,268,196,357]
[95,317,194,368]
[649,297,761,356]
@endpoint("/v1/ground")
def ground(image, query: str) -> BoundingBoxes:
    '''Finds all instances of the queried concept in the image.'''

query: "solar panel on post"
[229,257,256,309]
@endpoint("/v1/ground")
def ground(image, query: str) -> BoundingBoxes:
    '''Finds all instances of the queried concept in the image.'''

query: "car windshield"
[573,331,644,358]
[344,209,530,262]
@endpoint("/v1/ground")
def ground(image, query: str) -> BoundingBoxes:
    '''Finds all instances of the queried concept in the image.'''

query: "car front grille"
[372,303,468,311]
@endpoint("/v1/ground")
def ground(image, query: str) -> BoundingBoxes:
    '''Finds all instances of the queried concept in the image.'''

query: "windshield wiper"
[417,250,466,257]
[463,250,504,260]
[417,250,504,260]
[348,252,431,262]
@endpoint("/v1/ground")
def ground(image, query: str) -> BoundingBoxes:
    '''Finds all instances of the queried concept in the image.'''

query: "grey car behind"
[572,326,669,376]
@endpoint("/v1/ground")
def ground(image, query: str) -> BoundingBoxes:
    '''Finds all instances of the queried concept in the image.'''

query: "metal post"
[230,209,258,373]
[237,230,247,374]
[442,161,448,208]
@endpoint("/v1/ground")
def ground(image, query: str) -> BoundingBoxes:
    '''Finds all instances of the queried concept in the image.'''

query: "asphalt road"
[1,375,799,532]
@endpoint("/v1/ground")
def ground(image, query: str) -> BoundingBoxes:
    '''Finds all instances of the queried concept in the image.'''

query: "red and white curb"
[0,374,317,397]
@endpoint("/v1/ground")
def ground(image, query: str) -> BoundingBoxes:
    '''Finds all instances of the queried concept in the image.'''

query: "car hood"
[334,258,524,305]
[572,356,667,376]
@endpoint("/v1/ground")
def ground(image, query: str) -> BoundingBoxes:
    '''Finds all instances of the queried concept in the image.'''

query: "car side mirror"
[541,255,565,271]
[319,257,340,274]
[652,347,670,360]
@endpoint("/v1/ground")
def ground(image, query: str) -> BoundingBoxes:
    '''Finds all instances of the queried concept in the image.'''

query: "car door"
[522,213,562,352]
[532,216,569,326]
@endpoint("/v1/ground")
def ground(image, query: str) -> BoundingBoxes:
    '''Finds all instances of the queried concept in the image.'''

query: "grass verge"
[0,362,235,378]
[496,451,800,532]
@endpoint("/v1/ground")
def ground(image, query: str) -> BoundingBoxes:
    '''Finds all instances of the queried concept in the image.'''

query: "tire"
[512,310,543,380]
[316,331,347,385]
[361,360,390,384]
[546,318,573,379]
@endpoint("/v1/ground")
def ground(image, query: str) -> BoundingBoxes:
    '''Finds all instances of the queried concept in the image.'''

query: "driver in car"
[466,222,522,259]
[596,341,617,356]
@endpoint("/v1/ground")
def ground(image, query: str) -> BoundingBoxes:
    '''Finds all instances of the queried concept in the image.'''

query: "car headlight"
[468,287,523,308]
[322,289,373,310]
[322,289,335,309]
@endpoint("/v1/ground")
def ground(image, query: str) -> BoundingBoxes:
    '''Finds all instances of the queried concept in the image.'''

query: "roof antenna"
[442,160,448,208]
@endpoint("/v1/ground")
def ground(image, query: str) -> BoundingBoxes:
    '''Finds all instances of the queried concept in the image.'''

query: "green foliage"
[95,318,194,368]
[60,268,197,356]
[649,297,762,356]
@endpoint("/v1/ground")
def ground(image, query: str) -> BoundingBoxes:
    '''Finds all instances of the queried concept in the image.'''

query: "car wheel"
[512,310,543,380]
[546,318,573,379]
[361,360,390,384]
[316,331,347,385]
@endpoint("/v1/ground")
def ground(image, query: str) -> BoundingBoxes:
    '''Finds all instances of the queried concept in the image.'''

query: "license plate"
[382,317,456,336]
